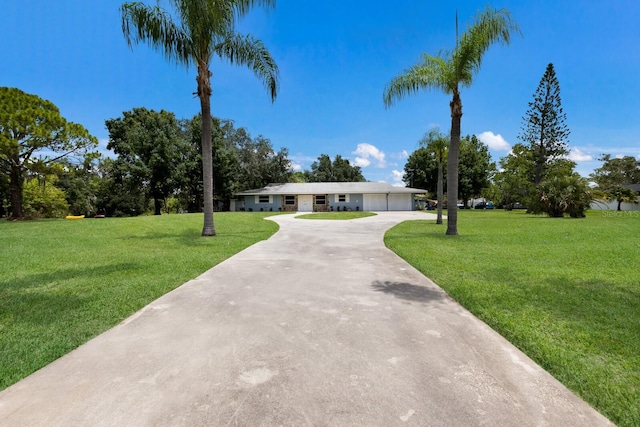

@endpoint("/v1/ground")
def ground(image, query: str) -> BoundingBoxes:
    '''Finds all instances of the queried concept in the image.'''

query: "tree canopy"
[0,87,97,218]
[304,154,366,182]
[105,108,184,215]
[590,154,640,210]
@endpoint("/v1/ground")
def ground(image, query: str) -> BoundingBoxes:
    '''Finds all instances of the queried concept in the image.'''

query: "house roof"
[623,183,640,192]
[236,182,427,196]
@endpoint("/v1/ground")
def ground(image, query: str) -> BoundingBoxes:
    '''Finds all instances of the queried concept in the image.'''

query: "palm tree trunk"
[436,161,443,224]
[446,90,462,236]
[198,64,216,236]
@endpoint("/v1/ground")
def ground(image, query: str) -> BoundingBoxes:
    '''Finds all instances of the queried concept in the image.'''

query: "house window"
[315,195,326,205]
[336,194,349,203]
[284,195,295,205]
[257,195,271,204]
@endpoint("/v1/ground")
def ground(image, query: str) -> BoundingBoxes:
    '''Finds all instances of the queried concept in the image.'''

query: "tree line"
[0,88,367,219]
[402,63,639,218]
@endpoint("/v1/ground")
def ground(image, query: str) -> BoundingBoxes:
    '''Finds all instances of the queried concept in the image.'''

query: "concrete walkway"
[0,212,611,426]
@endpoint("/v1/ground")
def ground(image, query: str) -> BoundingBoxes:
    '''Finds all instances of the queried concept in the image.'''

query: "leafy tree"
[0,87,97,218]
[493,143,534,209]
[519,63,570,186]
[95,157,147,217]
[419,128,448,224]
[404,147,436,191]
[590,154,640,210]
[22,175,69,218]
[121,0,279,236]
[52,152,105,217]
[304,154,365,182]
[105,108,183,215]
[458,135,495,207]
[383,6,520,235]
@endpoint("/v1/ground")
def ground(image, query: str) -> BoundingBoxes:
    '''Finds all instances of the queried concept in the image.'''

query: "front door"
[298,195,313,212]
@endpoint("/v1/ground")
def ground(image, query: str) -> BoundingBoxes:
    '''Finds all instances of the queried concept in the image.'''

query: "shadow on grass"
[0,263,140,292]
[371,280,445,304]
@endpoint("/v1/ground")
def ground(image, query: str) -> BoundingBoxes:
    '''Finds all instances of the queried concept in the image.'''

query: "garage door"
[388,194,412,211]
[363,194,387,211]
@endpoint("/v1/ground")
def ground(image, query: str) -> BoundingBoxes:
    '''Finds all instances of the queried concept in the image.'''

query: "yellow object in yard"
[65,215,85,220]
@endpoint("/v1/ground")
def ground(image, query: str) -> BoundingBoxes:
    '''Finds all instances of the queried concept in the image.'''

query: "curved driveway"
[0,212,611,426]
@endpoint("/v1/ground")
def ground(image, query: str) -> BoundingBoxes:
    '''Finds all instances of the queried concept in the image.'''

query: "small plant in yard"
[385,209,639,426]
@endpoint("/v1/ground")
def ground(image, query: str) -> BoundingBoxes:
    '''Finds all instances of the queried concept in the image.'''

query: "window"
[315,195,326,205]
[337,194,349,203]
[284,195,295,205]
[257,195,271,204]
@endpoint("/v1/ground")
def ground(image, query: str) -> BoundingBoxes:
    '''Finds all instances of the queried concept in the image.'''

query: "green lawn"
[385,209,640,427]
[296,211,376,220]
[0,212,281,390]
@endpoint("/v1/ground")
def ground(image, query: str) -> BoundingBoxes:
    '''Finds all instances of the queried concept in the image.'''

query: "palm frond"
[454,6,521,87]
[215,33,279,102]
[383,54,454,108]
[121,2,192,67]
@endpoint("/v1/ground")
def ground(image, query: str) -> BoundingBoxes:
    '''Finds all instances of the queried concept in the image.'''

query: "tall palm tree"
[121,0,279,236]
[383,6,519,235]
[420,128,448,225]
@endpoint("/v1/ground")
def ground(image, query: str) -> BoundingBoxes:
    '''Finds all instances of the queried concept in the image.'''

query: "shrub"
[537,174,592,218]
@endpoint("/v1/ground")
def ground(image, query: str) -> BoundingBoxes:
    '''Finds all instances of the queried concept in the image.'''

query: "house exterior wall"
[240,195,282,212]
[236,192,417,212]
[327,193,363,211]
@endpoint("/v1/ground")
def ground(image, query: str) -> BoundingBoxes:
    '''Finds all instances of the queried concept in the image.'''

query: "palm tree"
[383,6,519,235]
[121,0,279,236]
[419,128,448,225]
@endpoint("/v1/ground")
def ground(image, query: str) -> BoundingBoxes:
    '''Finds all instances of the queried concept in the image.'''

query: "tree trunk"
[9,161,23,218]
[197,63,216,236]
[436,160,443,224]
[446,90,462,236]
[153,197,162,216]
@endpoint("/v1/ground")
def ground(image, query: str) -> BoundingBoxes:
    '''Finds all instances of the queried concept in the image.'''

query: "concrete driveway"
[0,212,611,426]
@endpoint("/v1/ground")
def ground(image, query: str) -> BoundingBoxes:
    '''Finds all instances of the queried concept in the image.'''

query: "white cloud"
[291,163,302,171]
[568,147,593,162]
[476,131,511,151]
[353,143,386,168]
[390,150,409,160]
[391,170,405,186]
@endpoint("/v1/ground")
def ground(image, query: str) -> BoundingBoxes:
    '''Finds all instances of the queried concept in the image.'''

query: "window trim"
[256,195,272,204]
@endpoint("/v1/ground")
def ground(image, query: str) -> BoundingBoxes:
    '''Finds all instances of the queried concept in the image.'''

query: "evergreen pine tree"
[519,63,570,186]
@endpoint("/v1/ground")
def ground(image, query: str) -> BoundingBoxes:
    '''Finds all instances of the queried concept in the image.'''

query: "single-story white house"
[232,182,428,212]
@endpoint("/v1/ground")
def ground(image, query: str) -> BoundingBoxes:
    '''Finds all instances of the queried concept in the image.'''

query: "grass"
[296,211,376,220]
[385,209,640,427]
[0,212,282,390]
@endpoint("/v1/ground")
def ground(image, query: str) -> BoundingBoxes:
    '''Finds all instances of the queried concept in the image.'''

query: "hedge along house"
[233,182,428,212]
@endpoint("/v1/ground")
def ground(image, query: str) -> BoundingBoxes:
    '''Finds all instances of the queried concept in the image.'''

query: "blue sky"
[3,0,639,185]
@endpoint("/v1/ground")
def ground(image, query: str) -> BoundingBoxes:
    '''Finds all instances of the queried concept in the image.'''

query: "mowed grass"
[296,211,376,220]
[0,212,282,390]
[385,209,640,426]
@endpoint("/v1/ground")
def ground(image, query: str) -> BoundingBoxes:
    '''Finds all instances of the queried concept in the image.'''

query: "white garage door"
[363,194,387,211]
[388,194,412,211]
